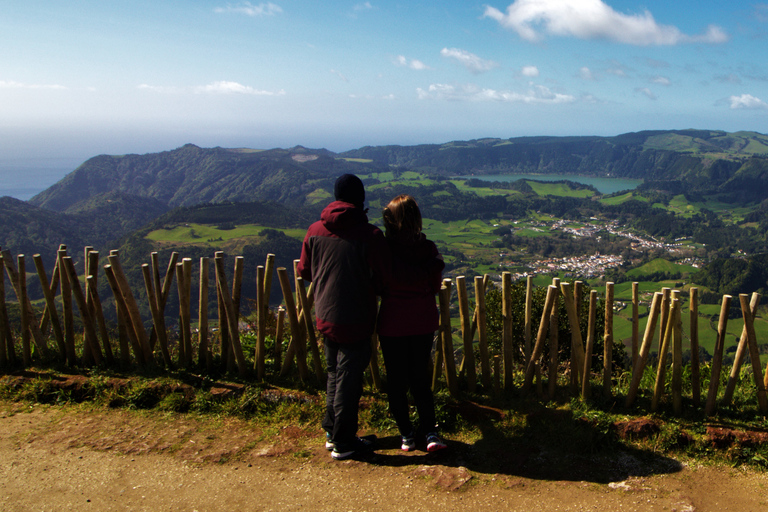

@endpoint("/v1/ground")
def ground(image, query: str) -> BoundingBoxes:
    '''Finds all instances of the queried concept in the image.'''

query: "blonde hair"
[382,194,422,241]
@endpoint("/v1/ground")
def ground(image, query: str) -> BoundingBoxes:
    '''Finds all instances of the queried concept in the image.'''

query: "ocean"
[0,160,79,201]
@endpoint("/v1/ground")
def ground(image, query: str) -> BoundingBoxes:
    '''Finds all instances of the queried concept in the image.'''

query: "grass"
[145,223,306,246]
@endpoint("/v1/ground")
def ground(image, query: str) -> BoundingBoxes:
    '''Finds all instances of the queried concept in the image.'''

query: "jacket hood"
[321,200,369,233]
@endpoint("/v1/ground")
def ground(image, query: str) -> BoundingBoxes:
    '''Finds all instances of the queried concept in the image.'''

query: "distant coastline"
[0,160,78,200]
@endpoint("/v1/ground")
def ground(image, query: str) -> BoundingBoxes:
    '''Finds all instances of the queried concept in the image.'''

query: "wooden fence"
[1,245,767,417]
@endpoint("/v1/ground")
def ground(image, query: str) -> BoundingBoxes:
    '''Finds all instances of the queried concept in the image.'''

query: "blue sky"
[1,0,767,166]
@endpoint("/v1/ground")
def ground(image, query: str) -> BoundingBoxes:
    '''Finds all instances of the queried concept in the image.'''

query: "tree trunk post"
[705,295,732,416]
[18,255,30,366]
[296,276,324,383]
[277,267,308,380]
[524,275,533,367]
[522,285,557,396]
[274,306,285,372]
[0,253,8,366]
[739,293,768,413]
[255,265,266,378]
[560,282,586,389]
[689,287,701,407]
[603,282,614,398]
[57,248,76,364]
[32,254,65,359]
[474,275,491,389]
[548,278,560,400]
[502,272,514,391]
[198,257,210,370]
[107,253,153,365]
[439,280,458,397]
[625,292,663,407]
[456,276,476,392]
[214,256,248,378]
[723,292,761,406]
[652,297,677,412]
[103,264,144,366]
[3,250,48,360]
[141,264,172,367]
[63,257,103,365]
[632,282,639,370]
[582,290,598,399]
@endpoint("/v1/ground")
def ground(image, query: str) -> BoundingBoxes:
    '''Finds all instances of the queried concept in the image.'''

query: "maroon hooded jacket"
[377,233,444,337]
[297,200,390,344]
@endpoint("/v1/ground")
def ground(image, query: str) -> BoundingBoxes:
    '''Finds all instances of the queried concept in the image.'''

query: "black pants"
[322,337,372,449]
[379,333,437,437]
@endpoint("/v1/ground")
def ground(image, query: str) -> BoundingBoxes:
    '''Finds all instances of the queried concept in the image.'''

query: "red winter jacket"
[297,201,390,344]
[377,233,444,337]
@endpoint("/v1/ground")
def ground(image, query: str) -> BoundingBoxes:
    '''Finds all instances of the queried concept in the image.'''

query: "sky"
[1,0,768,170]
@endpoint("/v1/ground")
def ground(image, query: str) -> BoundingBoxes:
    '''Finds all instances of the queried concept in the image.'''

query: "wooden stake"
[548,278,560,399]
[625,292,663,407]
[57,248,75,364]
[456,276,476,392]
[603,282,614,397]
[176,262,188,364]
[3,250,49,360]
[296,276,324,382]
[704,295,732,416]
[214,256,248,378]
[502,272,514,391]
[254,265,265,378]
[107,253,153,365]
[104,264,143,365]
[582,290,598,399]
[739,294,768,413]
[524,275,533,366]
[0,253,8,366]
[439,281,458,397]
[62,257,103,365]
[689,287,701,407]
[274,306,285,372]
[277,267,308,380]
[474,275,491,389]
[652,297,678,412]
[18,255,30,365]
[722,292,761,406]
[632,282,639,370]
[672,293,683,415]
[560,282,586,387]
[658,287,671,354]
[141,264,172,367]
[522,285,557,396]
[87,251,114,365]
[199,257,210,370]
[32,254,65,358]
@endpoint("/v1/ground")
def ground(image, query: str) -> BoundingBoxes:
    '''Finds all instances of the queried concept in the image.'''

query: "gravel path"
[1,403,767,511]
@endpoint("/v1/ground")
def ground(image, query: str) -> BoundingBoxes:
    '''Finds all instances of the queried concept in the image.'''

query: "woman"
[377,194,447,452]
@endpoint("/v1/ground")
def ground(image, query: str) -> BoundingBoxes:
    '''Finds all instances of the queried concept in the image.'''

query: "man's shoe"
[401,434,416,452]
[426,433,447,452]
[331,435,377,461]
[325,431,334,451]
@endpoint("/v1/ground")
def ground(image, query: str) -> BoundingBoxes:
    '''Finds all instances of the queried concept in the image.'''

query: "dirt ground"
[1,402,767,512]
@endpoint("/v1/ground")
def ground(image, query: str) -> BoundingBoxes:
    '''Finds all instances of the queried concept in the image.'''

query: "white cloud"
[578,67,594,80]
[354,2,373,11]
[395,55,429,70]
[483,0,728,46]
[652,76,671,86]
[193,81,284,95]
[521,65,539,77]
[635,87,657,100]
[416,82,574,104]
[440,48,498,74]
[0,80,66,90]
[214,2,282,16]
[140,81,284,95]
[729,94,768,109]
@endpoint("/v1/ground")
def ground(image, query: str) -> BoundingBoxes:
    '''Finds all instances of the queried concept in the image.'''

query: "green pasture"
[626,258,698,279]
[525,181,595,198]
[599,192,649,206]
[146,223,306,245]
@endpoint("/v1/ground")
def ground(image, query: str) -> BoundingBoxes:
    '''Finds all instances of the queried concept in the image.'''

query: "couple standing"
[297,174,447,461]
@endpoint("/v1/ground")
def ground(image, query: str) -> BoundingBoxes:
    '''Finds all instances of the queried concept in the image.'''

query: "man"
[297,174,390,461]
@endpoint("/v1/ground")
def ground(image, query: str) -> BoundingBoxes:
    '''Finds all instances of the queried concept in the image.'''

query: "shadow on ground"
[365,402,683,484]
